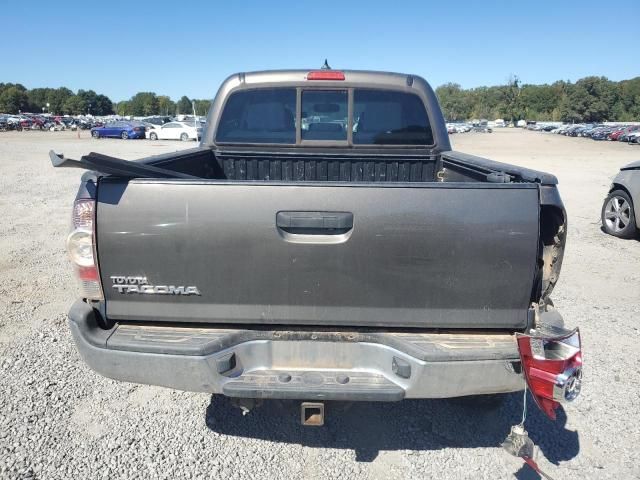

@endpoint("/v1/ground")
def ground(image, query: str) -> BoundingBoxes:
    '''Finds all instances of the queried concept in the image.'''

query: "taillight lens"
[66,199,103,300]
[517,328,582,420]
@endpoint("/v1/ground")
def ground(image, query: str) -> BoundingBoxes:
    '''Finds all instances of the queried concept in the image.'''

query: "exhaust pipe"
[301,402,324,426]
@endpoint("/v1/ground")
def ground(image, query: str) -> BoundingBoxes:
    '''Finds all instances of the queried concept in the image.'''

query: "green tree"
[176,96,193,115]
[77,89,97,113]
[558,77,618,122]
[76,90,112,115]
[63,95,87,115]
[500,75,524,123]
[520,84,560,119]
[157,96,175,116]
[47,88,73,115]
[194,99,211,116]
[116,100,130,116]
[93,94,114,115]
[128,92,159,116]
[618,77,640,115]
[468,86,503,120]
[0,86,29,113]
[435,83,471,121]
[28,88,52,113]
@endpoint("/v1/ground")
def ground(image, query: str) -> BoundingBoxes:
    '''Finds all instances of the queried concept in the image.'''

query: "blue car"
[91,121,146,139]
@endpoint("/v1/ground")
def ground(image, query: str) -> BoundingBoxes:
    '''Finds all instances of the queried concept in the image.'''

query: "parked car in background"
[48,121,66,132]
[627,131,640,144]
[472,120,492,133]
[60,117,77,129]
[19,118,33,130]
[146,121,202,141]
[142,116,173,126]
[91,121,146,139]
[614,126,640,141]
[602,161,640,238]
[590,126,616,141]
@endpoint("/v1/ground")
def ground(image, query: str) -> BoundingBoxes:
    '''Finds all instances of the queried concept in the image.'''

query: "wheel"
[92,130,99,138]
[180,132,189,141]
[121,131,129,139]
[149,132,158,140]
[602,190,637,239]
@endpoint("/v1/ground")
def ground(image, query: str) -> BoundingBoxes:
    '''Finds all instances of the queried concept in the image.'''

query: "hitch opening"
[301,402,324,426]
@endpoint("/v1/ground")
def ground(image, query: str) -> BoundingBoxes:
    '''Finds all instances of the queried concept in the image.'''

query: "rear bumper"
[69,300,525,401]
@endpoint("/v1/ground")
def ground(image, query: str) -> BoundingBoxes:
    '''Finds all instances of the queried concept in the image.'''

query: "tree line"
[0,84,114,116]
[114,93,211,117]
[4,76,639,122]
[436,75,640,123]
[0,84,211,117]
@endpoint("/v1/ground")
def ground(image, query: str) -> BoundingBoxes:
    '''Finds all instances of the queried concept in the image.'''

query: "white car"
[147,121,202,141]
[627,131,640,143]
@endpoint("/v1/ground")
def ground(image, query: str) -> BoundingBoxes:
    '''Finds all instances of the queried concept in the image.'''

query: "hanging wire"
[519,384,528,427]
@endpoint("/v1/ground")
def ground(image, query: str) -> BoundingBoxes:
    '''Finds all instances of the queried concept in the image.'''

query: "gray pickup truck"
[53,69,583,425]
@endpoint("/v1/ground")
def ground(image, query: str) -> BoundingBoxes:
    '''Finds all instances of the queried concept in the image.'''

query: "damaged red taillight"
[516,327,582,419]
[66,199,103,300]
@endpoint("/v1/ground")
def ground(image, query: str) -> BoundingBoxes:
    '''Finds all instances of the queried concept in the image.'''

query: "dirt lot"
[1,129,639,479]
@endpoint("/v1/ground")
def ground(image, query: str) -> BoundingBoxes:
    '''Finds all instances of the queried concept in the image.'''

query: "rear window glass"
[353,90,433,145]
[216,88,296,144]
[215,87,433,146]
[301,90,347,141]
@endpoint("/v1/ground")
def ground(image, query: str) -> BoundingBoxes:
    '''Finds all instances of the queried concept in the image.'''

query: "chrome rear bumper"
[69,300,525,400]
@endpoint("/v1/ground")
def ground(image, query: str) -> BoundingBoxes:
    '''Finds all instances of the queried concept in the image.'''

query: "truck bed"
[137,146,558,185]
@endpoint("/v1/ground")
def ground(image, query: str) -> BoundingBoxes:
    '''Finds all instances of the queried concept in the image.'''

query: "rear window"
[301,90,347,141]
[215,87,433,146]
[353,90,432,145]
[216,88,296,144]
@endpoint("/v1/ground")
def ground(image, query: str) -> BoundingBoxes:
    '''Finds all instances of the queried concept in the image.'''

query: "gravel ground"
[0,129,639,479]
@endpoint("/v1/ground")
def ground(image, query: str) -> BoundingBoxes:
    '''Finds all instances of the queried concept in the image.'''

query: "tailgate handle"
[276,211,353,234]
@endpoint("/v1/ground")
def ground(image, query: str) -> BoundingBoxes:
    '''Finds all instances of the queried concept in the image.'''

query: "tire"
[92,130,99,138]
[149,132,158,141]
[602,190,637,239]
[121,131,129,140]
[180,132,189,141]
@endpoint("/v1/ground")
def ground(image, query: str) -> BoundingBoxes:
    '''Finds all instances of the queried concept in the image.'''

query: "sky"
[1,0,638,101]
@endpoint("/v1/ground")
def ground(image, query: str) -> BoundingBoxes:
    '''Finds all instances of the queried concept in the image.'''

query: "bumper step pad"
[222,370,404,401]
